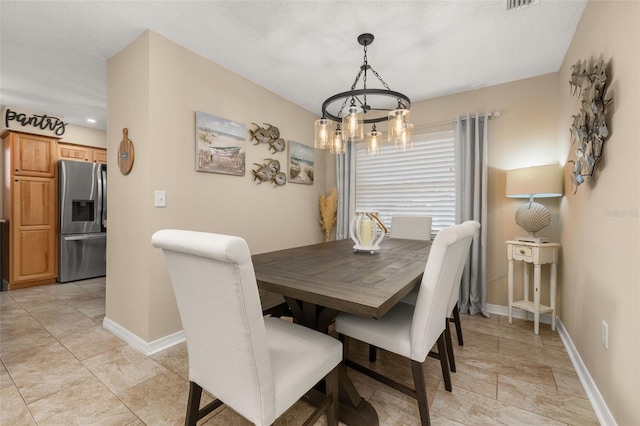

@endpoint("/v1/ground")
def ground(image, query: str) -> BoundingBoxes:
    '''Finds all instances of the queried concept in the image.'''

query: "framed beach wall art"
[288,140,314,185]
[195,111,246,176]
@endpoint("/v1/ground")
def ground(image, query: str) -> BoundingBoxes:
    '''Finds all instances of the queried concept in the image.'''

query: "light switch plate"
[155,190,167,207]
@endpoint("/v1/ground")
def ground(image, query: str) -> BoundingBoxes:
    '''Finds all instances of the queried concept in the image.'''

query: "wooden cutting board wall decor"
[117,128,135,175]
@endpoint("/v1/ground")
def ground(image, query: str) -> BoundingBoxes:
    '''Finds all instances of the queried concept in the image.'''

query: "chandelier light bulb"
[396,122,414,151]
[331,128,345,154]
[394,115,403,134]
[367,126,380,156]
[342,105,364,142]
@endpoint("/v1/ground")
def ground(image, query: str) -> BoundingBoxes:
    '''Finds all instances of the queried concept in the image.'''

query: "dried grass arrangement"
[319,188,338,242]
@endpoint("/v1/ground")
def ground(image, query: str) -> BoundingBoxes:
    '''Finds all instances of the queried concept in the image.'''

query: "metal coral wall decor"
[249,123,286,153]
[251,158,287,186]
[568,59,612,193]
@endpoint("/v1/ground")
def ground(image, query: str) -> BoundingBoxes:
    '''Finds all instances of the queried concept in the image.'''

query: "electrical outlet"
[154,190,167,207]
[602,321,608,349]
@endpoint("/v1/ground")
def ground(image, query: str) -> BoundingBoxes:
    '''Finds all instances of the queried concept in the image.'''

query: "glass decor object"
[350,211,388,253]
[314,118,334,149]
[388,108,411,145]
[505,165,563,243]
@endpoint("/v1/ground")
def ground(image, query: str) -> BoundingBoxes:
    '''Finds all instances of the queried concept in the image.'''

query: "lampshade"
[505,165,563,199]
[505,165,563,243]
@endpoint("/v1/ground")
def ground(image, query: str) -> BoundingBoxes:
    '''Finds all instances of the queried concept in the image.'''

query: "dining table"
[252,237,432,426]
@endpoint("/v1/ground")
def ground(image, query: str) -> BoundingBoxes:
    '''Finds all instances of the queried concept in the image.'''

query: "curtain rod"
[413,111,501,130]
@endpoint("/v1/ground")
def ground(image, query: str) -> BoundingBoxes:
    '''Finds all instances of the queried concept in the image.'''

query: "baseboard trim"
[556,318,617,426]
[102,317,185,356]
[484,304,616,425]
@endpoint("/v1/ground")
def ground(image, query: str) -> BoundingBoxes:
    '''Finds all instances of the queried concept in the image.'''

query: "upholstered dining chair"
[152,230,342,426]
[398,220,480,373]
[335,222,478,426]
[368,215,433,362]
[390,215,433,240]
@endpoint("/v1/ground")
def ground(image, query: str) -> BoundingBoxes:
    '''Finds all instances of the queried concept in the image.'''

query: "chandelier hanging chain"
[346,42,399,114]
[320,33,411,125]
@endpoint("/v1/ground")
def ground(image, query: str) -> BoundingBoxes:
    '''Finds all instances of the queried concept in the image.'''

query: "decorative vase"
[350,211,385,254]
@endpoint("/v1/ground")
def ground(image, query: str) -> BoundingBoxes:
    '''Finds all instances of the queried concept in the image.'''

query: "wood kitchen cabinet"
[12,133,56,177]
[2,131,58,289]
[58,142,107,164]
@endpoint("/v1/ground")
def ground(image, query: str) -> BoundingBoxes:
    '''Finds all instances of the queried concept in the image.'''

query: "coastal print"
[196,111,246,175]
[288,140,314,185]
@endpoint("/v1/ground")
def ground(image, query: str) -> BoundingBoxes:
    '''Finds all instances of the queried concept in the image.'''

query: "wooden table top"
[252,237,432,319]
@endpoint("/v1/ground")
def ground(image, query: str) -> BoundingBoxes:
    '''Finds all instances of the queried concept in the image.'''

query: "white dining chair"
[390,215,433,240]
[152,229,341,426]
[335,222,478,426]
[368,215,433,362]
[398,220,480,373]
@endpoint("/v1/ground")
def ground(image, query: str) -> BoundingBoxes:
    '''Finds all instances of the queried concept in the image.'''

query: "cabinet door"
[92,148,107,164]
[11,176,57,283]
[59,143,90,162]
[13,133,56,177]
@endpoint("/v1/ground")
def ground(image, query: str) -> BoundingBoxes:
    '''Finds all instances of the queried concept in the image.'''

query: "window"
[355,130,456,235]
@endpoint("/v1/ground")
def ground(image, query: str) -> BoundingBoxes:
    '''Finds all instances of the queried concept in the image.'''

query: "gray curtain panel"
[455,113,489,317]
[336,141,356,240]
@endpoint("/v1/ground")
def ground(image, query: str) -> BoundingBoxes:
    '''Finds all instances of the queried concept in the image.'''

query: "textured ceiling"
[0,0,587,131]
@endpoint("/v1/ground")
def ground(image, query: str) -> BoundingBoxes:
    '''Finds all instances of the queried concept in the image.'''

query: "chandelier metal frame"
[320,33,411,124]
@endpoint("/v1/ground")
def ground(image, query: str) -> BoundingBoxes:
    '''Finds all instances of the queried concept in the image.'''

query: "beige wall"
[106,31,330,341]
[106,32,153,340]
[409,73,562,309]
[60,124,106,148]
[557,1,639,424]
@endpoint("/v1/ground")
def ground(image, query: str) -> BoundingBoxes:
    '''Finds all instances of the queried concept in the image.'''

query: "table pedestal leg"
[287,298,379,426]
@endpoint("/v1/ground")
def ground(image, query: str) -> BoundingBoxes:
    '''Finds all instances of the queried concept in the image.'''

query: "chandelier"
[314,33,412,155]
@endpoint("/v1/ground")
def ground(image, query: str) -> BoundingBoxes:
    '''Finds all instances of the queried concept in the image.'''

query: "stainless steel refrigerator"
[58,160,107,282]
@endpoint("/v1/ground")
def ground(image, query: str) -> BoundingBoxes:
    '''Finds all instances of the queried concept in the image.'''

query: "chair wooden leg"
[410,360,431,426]
[369,345,377,362]
[436,332,452,392]
[326,366,339,426]
[339,334,348,365]
[453,304,463,346]
[185,381,202,426]
[444,319,456,373]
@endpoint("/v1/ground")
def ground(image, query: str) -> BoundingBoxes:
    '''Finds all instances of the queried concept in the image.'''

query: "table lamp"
[505,165,563,243]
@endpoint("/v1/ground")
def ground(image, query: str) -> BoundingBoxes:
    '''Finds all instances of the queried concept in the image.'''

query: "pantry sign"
[1,105,66,138]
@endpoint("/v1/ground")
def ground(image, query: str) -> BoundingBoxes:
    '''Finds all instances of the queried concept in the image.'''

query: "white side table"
[507,240,560,334]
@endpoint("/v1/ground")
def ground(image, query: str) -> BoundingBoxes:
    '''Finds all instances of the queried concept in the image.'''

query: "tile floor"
[0,277,598,425]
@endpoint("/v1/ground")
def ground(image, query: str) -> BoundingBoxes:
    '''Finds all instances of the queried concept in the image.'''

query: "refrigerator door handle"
[63,234,107,241]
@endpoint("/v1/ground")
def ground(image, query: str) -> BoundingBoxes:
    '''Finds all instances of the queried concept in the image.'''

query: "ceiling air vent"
[507,0,534,10]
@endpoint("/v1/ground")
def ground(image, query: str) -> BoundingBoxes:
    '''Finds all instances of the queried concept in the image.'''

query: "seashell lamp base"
[515,202,551,243]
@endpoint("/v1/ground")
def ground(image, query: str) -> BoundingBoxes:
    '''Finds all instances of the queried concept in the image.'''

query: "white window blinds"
[355,130,456,235]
